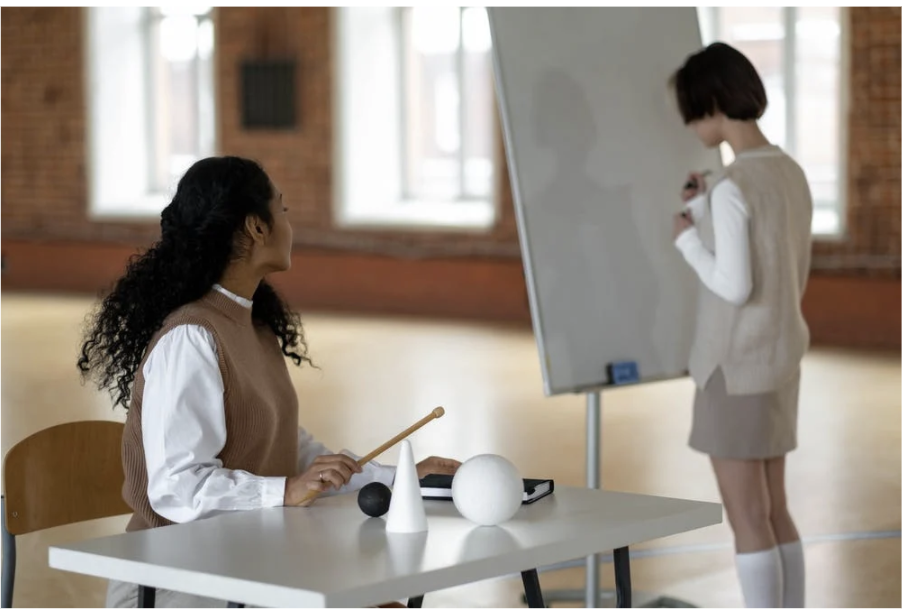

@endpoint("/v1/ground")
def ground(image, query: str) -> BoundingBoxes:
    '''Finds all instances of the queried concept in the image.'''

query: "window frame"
[84,6,216,221]
[397,6,491,204]
[332,7,498,232]
[699,6,849,239]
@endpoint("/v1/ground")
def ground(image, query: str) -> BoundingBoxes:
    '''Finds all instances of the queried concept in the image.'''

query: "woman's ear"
[244,215,267,245]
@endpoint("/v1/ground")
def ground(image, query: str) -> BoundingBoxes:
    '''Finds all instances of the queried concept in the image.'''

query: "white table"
[49,486,721,608]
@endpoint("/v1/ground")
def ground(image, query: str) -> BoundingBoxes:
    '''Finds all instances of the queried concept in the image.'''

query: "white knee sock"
[778,540,805,607]
[735,547,783,608]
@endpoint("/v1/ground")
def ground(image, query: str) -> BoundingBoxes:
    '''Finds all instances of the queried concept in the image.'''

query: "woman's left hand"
[674,210,694,239]
[416,456,461,479]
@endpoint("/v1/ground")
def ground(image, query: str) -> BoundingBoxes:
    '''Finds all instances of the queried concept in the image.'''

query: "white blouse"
[140,285,396,524]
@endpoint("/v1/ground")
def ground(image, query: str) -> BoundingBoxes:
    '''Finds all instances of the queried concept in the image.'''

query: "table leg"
[613,547,631,608]
[137,584,245,608]
[138,585,155,608]
[521,569,545,608]
[407,595,424,608]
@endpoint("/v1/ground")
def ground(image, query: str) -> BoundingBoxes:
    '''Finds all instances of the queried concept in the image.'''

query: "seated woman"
[78,156,459,608]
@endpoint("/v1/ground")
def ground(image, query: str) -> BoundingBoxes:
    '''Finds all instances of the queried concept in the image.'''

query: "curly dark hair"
[78,156,312,409]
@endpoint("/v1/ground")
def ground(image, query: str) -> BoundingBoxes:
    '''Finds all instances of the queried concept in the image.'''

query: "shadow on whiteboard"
[527,71,663,392]
[488,7,713,396]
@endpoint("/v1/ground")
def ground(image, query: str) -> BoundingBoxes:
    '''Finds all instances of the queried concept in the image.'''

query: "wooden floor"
[0,293,901,608]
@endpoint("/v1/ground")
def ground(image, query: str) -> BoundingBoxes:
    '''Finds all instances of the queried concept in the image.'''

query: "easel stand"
[528,391,697,608]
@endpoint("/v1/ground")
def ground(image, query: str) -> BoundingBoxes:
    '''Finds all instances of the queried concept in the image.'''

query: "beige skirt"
[689,368,800,460]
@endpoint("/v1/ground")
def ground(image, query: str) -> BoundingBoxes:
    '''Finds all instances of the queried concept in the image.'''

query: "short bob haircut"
[671,42,767,124]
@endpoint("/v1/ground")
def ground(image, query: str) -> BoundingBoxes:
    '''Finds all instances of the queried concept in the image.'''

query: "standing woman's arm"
[675,179,753,305]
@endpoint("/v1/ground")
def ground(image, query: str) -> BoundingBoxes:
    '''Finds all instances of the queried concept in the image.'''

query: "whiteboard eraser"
[607,362,640,385]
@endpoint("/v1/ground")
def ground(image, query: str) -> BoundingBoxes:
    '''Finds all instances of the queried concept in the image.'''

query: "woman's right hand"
[680,171,707,202]
[284,453,363,506]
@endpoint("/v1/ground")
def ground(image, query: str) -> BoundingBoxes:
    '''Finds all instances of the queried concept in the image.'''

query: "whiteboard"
[488,8,722,396]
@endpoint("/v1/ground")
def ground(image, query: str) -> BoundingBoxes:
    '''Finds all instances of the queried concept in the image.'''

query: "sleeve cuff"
[675,227,702,254]
[685,193,708,220]
[261,477,287,508]
[371,464,397,487]
[340,448,397,487]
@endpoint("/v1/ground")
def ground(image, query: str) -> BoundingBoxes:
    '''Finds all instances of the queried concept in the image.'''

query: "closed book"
[419,474,554,505]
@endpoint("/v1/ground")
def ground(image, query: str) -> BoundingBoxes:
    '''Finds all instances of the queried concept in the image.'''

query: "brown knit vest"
[122,289,298,531]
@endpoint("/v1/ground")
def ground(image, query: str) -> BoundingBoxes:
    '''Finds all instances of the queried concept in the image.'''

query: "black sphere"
[358,482,392,517]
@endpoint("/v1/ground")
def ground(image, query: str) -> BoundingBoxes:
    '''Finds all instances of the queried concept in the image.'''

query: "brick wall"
[809,7,902,278]
[214,7,521,259]
[0,7,901,346]
[0,7,520,256]
[1,8,156,247]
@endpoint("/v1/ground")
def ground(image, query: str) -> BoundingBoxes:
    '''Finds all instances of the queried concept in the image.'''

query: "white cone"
[385,440,428,534]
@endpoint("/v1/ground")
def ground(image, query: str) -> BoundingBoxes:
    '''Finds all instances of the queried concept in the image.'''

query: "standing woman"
[670,43,813,608]
[78,156,459,607]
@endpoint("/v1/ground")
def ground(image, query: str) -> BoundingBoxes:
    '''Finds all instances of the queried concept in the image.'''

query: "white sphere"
[452,454,524,526]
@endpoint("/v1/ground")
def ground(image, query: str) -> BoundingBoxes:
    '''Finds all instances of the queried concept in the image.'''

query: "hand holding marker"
[684,170,711,191]
[680,170,711,218]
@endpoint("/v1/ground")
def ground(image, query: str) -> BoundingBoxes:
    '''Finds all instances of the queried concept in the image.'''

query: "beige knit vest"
[122,289,298,531]
[689,146,813,395]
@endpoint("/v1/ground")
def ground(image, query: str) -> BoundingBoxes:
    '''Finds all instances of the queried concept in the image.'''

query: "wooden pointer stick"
[294,406,446,506]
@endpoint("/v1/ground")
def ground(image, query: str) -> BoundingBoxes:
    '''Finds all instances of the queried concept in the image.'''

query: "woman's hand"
[681,171,707,202]
[416,456,461,479]
[674,211,695,240]
[284,453,363,506]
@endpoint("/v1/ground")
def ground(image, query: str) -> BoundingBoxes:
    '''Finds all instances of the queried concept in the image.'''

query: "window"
[698,7,846,237]
[334,7,496,230]
[86,7,215,217]
[400,7,495,203]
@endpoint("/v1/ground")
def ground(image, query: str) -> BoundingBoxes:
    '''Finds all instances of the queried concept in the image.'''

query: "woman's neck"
[723,120,771,155]
[218,264,262,301]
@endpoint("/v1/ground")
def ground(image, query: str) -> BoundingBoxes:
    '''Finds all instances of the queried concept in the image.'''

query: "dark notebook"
[419,474,554,505]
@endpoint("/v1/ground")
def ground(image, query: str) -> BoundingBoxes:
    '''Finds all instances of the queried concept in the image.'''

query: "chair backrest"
[3,421,132,535]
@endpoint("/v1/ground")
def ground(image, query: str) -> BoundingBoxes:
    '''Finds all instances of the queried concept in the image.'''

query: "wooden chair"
[0,421,395,608]
[2,421,132,608]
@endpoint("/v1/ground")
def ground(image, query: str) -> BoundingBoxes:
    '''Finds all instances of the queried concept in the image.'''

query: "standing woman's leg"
[766,455,804,607]
[710,457,783,608]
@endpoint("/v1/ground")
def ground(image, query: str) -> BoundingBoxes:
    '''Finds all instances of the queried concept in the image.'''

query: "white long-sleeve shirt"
[141,285,396,524]
[675,178,753,306]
